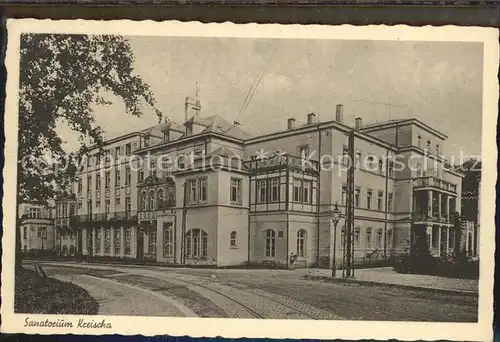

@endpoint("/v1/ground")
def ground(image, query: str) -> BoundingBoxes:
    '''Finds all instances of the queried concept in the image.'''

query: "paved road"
[24,261,478,322]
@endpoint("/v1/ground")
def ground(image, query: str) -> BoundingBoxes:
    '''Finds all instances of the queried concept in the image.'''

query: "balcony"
[413,176,457,193]
[412,212,453,224]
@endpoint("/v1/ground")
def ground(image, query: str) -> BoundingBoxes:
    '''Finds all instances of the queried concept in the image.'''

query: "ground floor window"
[264,229,276,258]
[104,227,111,253]
[354,227,360,248]
[114,229,121,254]
[387,229,393,249]
[297,229,306,257]
[125,227,131,255]
[365,228,372,248]
[95,229,101,253]
[230,231,238,248]
[376,229,383,248]
[163,222,173,257]
[150,231,157,254]
[186,229,208,258]
[432,226,439,249]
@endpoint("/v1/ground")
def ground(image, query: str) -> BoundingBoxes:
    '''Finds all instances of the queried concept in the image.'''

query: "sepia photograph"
[1,20,497,340]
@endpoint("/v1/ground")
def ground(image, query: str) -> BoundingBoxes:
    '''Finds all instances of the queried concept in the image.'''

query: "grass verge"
[15,267,99,315]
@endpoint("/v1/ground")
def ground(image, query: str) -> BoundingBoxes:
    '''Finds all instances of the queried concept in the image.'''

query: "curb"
[302,275,478,297]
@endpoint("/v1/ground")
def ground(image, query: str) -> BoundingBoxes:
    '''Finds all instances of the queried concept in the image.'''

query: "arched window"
[140,191,147,211]
[366,227,372,248]
[157,188,165,208]
[354,227,360,248]
[376,228,383,248]
[149,190,156,210]
[297,229,307,257]
[264,229,276,258]
[185,229,208,258]
[163,223,174,257]
[165,177,176,207]
[230,231,237,248]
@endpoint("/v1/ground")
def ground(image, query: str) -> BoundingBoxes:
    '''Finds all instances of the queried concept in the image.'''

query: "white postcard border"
[1,19,498,340]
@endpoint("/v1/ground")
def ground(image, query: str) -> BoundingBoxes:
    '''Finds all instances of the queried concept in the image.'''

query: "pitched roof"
[187,114,253,141]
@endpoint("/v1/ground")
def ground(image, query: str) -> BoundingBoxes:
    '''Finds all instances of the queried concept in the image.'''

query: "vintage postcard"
[1,19,497,340]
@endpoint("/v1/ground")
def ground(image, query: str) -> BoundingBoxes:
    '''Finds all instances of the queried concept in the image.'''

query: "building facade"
[33,100,473,267]
[19,203,54,252]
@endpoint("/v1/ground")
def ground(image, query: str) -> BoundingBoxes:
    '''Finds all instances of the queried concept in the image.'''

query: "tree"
[15,34,162,268]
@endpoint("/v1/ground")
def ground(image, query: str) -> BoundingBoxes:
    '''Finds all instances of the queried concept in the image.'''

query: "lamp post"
[331,203,341,278]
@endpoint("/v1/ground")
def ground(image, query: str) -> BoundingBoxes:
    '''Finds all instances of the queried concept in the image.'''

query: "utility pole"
[344,129,355,277]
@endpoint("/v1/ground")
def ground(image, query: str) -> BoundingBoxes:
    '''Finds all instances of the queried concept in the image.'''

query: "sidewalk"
[302,267,478,294]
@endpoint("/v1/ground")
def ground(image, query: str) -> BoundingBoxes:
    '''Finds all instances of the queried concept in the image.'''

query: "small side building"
[19,202,55,253]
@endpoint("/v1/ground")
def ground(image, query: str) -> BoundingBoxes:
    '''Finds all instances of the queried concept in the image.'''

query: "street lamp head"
[331,202,341,225]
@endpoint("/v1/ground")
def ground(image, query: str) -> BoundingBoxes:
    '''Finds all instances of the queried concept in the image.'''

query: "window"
[140,191,147,211]
[293,179,302,202]
[387,230,393,249]
[125,228,131,254]
[388,193,393,212]
[104,228,111,253]
[187,178,207,204]
[138,169,145,182]
[354,227,360,248]
[298,145,309,158]
[376,229,383,247]
[78,178,82,193]
[341,185,347,206]
[105,171,111,188]
[95,230,101,254]
[125,143,132,155]
[366,228,372,248]
[426,140,431,151]
[377,191,383,211]
[366,190,372,210]
[115,146,120,159]
[87,155,91,167]
[125,197,131,213]
[436,144,440,156]
[293,179,312,204]
[149,190,156,210]
[355,188,360,208]
[417,135,422,148]
[78,202,83,209]
[432,226,439,249]
[125,167,131,185]
[115,170,121,187]
[114,229,121,254]
[144,136,150,147]
[163,223,174,256]
[448,228,455,249]
[29,207,41,218]
[150,159,157,178]
[105,199,110,214]
[157,188,165,208]
[150,231,157,254]
[378,159,384,173]
[257,180,267,203]
[264,229,276,258]
[115,197,121,207]
[297,230,307,257]
[416,163,422,177]
[388,162,394,178]
[230,178,242,204]
[23,226,27,239]
[164,131,170,142]
[95,154,101,166]
[96,174,101,190]
[185,229,208,258]
[230,231,237,248]
[165,178,176,207]
[87,176,92,191]
[270,178,279,202]
[96,200,101,210]
[177,155,185,169]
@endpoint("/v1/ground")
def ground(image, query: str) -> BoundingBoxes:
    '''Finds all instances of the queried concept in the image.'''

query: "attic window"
[163,131,170,143]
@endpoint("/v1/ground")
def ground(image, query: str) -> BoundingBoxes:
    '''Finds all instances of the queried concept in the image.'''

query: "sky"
[57,37,483,160]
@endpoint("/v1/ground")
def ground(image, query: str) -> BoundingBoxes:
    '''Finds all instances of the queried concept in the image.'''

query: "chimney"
[307,112,316,124]
[287,118,296,130]
[335,104,344,123]
[355,117,363,130]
